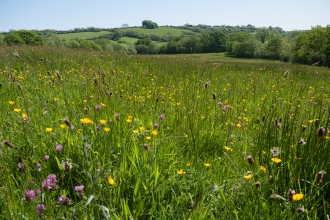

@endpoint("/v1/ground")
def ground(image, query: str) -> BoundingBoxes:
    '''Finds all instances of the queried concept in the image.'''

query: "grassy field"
[57,31,111,41]
[0,46,330,219]
[121,26,195,37]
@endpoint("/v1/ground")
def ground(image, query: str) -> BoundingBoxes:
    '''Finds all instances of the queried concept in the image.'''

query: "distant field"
[119,37,138,44]
[177,52,284,64]
[57,31,110,41]
[122,26,195,37]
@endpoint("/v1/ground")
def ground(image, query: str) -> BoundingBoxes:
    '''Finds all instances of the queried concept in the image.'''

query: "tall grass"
[0,46,330,219]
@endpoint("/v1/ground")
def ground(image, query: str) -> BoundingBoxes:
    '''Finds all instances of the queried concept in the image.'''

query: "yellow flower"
[236,123,242,128]
[271,158,282,163]
[152,130,158,136]
[139,126,145,132]
[244,174,253,180]
[146,136,151,140]
[46,128,53,132]
[54,97,59,101]
[22,113,28,119]
[80,118,94,124]
[204,163,211,167]
[262,150,266,155]
[77,129,81,134]
[259,166,266,172]
[83,100,88,103]
[8,101,14,105]
[186,163,191,167]
[126,119,132,123]
[224,146,233,151]
[107,176,115,185]
[292,193,304,201]
[132,129,139,134]
[99,119,107,125]
[177,169,185,175]
[100,103,106,106]
[103,127,110,132]
[127,115,133,119]
[14,108,21,112]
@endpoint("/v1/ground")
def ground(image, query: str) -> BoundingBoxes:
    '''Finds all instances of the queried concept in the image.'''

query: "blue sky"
[1,0,329,32]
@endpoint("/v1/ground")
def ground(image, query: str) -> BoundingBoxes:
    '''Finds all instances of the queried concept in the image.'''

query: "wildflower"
[45,128,53,132]
[224,146,233,151]
[297,206,305,216]
[74,185,84,192]
[262,150,266,155]
[14,108,21,112]
[255,181,261,188]
[177,169,185,175]
[292,193,304,201]
[36,204,46,215]
[315,170,326,183]
[218,102,223,106]
[44,155,49,160]
[152,130,158,136]
[100,103,106,106]
[247,155,254,165]
[143,143,149,150]
[99,119,107,125]
[270,147,280,157]
[22,113,28,119]
[115,113,119,119]
[259,166,266,172]
[159,114,165,120]
[126,118,132,123]
[103,127,110,132]
[107,176,115,185]
[236,123,242,128]
[317,127,325,137]
[64,119,74,129]
[18,163,26,172]
[60,124,66,128]
[244,174,253,180]
[287,189,296,201]
[24,190,36,202]
[222,105,227,111]
[8,101,14,105]
[298,138,306,145]
[61,159,72,171]
[54,97,59,101]
[59,196,70,206]
[146,136,151,140]
[139,126,145,132]
[95,104,102,110]
[4,140,15,148]
[132,129,139,134]
[204,163,211,167]
[56,144,63,152]
[80,118,94,124]
[186,163,191,167]
[42,174,57,191]
[271,158,282,163]
[154,123,159,128]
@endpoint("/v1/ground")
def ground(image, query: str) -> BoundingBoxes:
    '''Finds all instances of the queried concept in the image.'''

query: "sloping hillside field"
[0,46,330,219]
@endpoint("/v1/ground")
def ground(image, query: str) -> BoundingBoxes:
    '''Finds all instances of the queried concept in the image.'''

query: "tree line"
[1,25,329,67]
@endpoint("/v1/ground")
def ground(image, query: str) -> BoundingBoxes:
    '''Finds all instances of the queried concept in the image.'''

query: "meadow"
[0,46,330,219]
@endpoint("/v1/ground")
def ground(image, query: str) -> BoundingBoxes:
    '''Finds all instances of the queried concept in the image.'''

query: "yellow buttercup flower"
[22,113,28,119]
[103,127,110,132]
[152,130,158,136]
[54,97,59,101]
[100,103,106,106]
[80,118,94,124]
[132,129,139,134]
[224,146,233,151]
[139,126,145,132]
[99,119,107,125]
[259,166,266,172]
[204,163,211,167]
[46,128,53,132]
[292,193,304,201]
[146,136,151,140]
[236,123,242,128]
[107,176,115,185]
[14,108,21,112]
[244,174,253,180]
[271,158,282,163]
[126,119,132,123]
[60,124,66,128]
[8,101,14,105]
[177,169,185,175]
[186,163,191,167]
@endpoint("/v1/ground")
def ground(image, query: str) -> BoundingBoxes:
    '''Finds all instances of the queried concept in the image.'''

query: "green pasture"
[57,31,110,41]
[121,26,195,37]
[0,46,330,219]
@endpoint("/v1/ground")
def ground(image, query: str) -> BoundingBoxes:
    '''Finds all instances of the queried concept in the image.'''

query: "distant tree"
[79,40,102,51]
[256,27,270,43]
[135,38,152,46]
[265,35,283,59]
[66,39,81,48]
[142,20,158,29]
[121,24,129,28]
[111,30,122,40]
[4,30,44,45]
